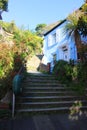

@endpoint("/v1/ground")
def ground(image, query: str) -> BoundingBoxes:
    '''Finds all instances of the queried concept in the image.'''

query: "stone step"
[21,91,76,97]
[16,100,87,109]
[24,79,60,83]
[23,86,66,90]
[26,75,56,80]
[23,86,72,93]
[23,82,62,86]
[23,84,64,87]
[16,72,87,116]
[27,73,54,77]
[17,95,87,103]
[17,107,69,113]
[17,106,87,114]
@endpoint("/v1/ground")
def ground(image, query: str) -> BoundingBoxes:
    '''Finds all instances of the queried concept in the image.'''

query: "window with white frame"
[56,29,60,42]
[53,54,57,64]
[48,33,56,47]
[48,35,52,47]
[52,33,56,45]
[62,46,68,61]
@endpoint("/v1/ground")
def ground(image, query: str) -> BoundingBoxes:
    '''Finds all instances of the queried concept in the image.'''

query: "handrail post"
[11,66,24,118]
[12,92,15,118]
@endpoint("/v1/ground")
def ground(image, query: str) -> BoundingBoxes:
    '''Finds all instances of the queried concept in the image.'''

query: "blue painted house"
[42,19,87,72]
[42,20,77,72]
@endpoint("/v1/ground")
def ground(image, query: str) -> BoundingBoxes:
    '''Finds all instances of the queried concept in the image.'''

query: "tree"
[64,10,82,51]
[77,3,87,37]
[0,0,8,11]
[64,8,87,61]
[0,0,8,19]
[78,16,87,37]
[35,24,47,36]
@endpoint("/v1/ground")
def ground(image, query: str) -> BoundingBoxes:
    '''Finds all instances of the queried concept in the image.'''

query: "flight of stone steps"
[16,72,87,116]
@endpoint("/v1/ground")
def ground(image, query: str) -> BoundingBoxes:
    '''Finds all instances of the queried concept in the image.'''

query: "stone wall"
[39,63,50,73]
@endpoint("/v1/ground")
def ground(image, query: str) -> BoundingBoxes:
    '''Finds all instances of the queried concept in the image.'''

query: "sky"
[2,0,84,30]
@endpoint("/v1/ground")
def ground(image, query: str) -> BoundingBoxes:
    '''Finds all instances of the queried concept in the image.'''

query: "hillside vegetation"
[0,21,43,99]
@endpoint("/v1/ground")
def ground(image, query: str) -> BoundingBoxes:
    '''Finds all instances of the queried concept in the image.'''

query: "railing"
[12,92,15,118]
[12,66,25,118]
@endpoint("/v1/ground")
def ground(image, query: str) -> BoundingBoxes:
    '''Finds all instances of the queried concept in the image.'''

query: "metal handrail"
[12,66,25,118]
[12,92,15,118]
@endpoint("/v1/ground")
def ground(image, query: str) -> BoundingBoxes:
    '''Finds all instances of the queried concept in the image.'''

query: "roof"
[43,19,66,36]
[43,4,85,36]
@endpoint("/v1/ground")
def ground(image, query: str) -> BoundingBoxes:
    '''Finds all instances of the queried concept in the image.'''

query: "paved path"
[0,113,87,130]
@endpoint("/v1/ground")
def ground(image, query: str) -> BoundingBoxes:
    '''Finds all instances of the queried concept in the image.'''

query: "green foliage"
[0,43,14,98]
[0,44,13,78]
[35,23,47,36]
[0,0,8,11]
[52,60,73,82]
[0,21,43,99]
[77,61,87,82]
[13,31,43,56]
[0,21,43,55]
[64,10,82,40]
[82,3,87,12]
[78,16,87,37]
[77,4,87,37]
[53,59,87,94]
[64,7,87,61]
[65,4,87,39]
[68,81,85,95]
[0,21,18,34]
[0,34,3,39]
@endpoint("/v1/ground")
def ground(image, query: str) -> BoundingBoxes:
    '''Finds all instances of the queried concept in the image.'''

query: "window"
[52,33,56,44]
[53,54,57,64]
[48,33,56,47]
[62,46,68,51]
[56,29,60,42]
[48,35,52,47]
[62,45,68,61]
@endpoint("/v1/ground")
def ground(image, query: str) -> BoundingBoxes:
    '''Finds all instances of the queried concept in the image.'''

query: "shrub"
[0,43,14,99]
[53,59,87,95]
[0,43,14,78]
[77,61,87,82]
[52,60,73,82]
